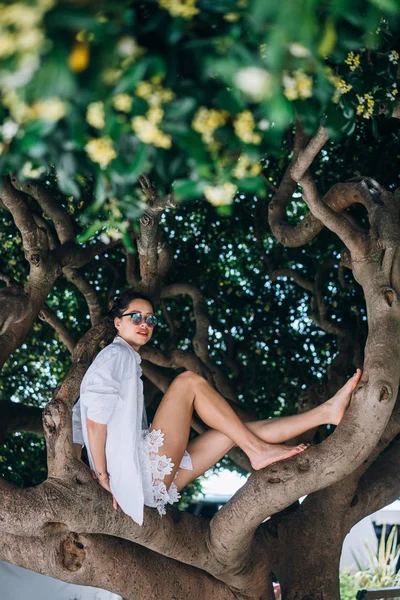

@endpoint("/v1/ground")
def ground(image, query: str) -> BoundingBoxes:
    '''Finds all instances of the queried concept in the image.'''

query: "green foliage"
[339,568,359,600]
[0,0,399,238]
[353,525,400,590]
[340,526,400,599]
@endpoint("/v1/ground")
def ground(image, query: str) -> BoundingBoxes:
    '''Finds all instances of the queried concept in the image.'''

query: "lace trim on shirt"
[144,428,181,516]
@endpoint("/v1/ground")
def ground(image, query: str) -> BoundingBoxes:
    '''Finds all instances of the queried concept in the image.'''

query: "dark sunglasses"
[120,311,158,327]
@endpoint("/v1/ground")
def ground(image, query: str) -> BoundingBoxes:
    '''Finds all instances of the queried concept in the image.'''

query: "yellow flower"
[158,0,199,19]
[131,116,172,149]
[224,12,239,21]
[356,93,374,119]
[112,93,133,113]
[16,28,44,52]
[85,137,117,168]
[234,67,272,102]
[389,50,399,64]
[31,97,66,121]
[147,106,164,123]
[295,70,313,99]
[345,51,360,71]
[21,161,45,179]
[1,3,43,29]
[86,101,105,129]
[0,33,17,57]
[283,70,313,101]
[135,81,153,99]
[233,111,261,145]
[117,36,143,59]
[68,41,89,72]
[204,182,237,206]
[232,154,262,179]
[135,81,174,106]
[102,68,122,85]
[192,107,229,144]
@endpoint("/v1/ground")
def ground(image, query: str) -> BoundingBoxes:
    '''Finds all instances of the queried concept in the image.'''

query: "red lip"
[136,331,148,337]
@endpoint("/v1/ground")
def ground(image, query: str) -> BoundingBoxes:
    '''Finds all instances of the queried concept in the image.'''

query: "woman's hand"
[97,474,118,510]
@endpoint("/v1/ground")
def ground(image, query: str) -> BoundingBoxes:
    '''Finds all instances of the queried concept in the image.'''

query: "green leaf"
[236,177,265,194]
[126,143,150,179]
[113,61,148,94]
[173,178,205,200]
[369,0,400,13]
[76,220,105,243]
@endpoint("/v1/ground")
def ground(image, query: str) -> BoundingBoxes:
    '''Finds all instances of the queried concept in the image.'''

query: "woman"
[72,290,361,525]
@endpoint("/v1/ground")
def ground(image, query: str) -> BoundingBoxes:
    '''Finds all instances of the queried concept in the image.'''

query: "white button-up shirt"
[72,335,149,526]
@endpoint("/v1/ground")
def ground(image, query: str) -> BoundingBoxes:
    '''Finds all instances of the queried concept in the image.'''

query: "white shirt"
[72,335,151,526]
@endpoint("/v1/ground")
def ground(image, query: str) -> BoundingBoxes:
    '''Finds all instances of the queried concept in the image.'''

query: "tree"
[1,1,400,598]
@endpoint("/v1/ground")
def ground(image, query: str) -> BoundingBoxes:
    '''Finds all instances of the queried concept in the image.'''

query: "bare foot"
[250,443,308,471]
[325,368,362,425]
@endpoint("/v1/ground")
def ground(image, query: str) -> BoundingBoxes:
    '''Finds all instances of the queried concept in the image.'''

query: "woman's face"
[114,298,155,351]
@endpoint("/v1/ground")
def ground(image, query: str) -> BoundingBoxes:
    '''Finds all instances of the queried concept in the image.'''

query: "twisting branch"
[0,176,48,256]
[10,176,76,244]
[39,304,76,353]
[161,283,239,402]
[63,268,103,326]
[136,175,177,296]
[298,173,369,258]
[54,240,118,269]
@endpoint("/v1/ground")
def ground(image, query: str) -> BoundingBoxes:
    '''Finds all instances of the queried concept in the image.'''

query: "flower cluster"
[389,50,399,64]
[386,83,398,101]
[192,107,229,145]
[2,92,67,124]
[112,93,133,113]
[327,71,352,103]
[135,79,175,106]
[233,111,261,144]
[131,115,171,149]
[282,70,313,101]
[158,0,199,19]
[356,93,375,119]
[345,52,361,71]
[85,137,117,169]
[234,66,272,102]
[86,101,105,129]
[204,182,237,206]
[232,154,262,179]
[0,0,54,94]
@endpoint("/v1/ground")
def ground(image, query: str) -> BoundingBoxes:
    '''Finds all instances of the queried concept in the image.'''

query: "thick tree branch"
[346,440,400,527]
[136,176,177,296]
[0,176,48,255]
[0,531,238,600]
[63,267,103,325]
[39,304,76,353]
[299,173,369,258]
[161,283,238,402]
[10,176,75,244]
[53,240,118,269]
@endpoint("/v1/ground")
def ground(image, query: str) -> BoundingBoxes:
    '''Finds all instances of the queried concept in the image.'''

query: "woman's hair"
[107,290,156,323]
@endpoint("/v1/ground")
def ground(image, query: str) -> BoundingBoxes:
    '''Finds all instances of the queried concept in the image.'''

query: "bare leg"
[174,369,362,490]
[150,371,307,488]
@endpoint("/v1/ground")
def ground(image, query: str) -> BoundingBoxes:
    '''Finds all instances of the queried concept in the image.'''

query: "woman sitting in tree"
[72,290,361,525]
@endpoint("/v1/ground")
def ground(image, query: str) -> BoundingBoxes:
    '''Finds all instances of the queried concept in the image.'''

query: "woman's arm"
[86,418,118,509]
[86,418,108,477]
